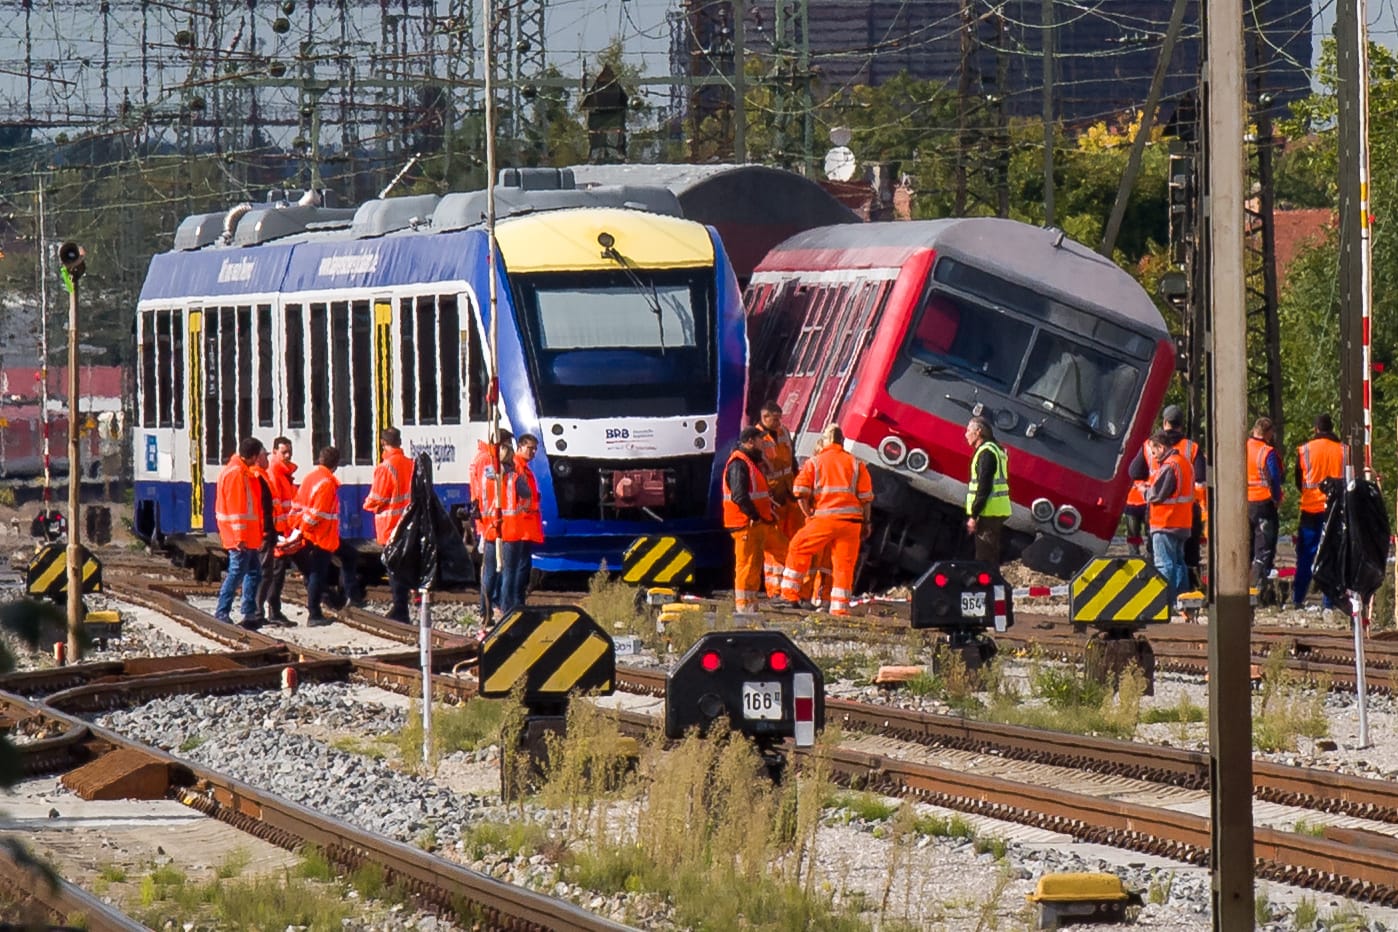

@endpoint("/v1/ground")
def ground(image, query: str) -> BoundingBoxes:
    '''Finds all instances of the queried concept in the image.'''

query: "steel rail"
[13,690,633,931]
[0,844,148,932]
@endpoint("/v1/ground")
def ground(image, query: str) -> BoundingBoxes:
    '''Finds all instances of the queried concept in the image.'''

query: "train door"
[187,308,204,530]
[373,298,394,454]
[805,280,892,431]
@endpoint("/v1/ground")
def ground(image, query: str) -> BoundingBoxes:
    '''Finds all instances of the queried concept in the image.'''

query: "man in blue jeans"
[214,437,266,626]
[1145,431,1195,610]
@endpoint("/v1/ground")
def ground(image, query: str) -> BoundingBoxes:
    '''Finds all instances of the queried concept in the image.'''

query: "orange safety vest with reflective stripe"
[515,454,544,544]
[364,446,413,545]
[481,470,529,543]
[294,464,341,552]
[268,458,298,534]
[215,455,264,549]
[722,448,775,528]
[1297,437,1345,514]
[1245,436,1275,503]
[794,445,873,521]
[756,424,795,498]
[1148,451,1195,532]
[1130,436,1198,507]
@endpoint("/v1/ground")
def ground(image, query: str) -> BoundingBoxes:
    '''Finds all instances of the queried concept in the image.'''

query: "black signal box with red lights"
[911,561,1013,632]
[664,631,824,746]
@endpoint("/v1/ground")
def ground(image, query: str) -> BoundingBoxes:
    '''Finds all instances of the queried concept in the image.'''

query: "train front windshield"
[512,269,717,418]
[903,258,1153,439]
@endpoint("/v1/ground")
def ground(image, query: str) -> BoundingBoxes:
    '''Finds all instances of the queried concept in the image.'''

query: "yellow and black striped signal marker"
[478,606,615,701]
[621,535,696,587]
[26,543,103,602]
[1069,557,1169,626]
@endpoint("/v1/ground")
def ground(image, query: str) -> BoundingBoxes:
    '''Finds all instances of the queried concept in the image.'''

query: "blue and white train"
[132,170,748,577]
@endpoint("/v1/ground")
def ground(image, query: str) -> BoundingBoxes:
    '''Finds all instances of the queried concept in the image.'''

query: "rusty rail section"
[0,843,147,932]
[10,689,631,932]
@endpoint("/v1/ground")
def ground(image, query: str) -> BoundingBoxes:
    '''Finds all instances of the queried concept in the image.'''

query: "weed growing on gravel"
[831,791,898,823]
[665,602,716,655]
[1146,871,1174,905]
[540,699,640,844]
[912,812,976,841]
[972,865,1015,931]
[460,820,551,860]
[1255,890,1273,925]
[396,697,505,767]
[1321,903,1371,930]
[583,567,649,639]
[563,727,865,931]
[97,864,127,883]
[1293,819,1326,837]
[1253,645,1330,752]
[1293,895,1318,927]
[177,734,204,752]
[136,872,354,929]
[983,659,1143,739]
[330,735,389,760]
[214,847,250,879]
[295,846,337,882]
[819,650,880,684]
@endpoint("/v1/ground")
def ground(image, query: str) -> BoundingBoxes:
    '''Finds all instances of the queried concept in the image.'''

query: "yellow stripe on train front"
[495,209,714,273]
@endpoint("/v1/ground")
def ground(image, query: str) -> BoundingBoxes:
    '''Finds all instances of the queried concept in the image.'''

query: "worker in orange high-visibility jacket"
[214,436,267,626]
[756,401,801,596]
[777,424,873,616]
[1293,414,1345,609]
[724,427,785,615]
[254,436,298,626]
[1145,430,1195,609]
[794,436,834,608]
[287,446,343,626]
[363,426,415,623]
[1245,417,1283,594]
[509,433,544,612]
[479,441,533,620]
[469,429,513,543]
[1128,404,1207,584]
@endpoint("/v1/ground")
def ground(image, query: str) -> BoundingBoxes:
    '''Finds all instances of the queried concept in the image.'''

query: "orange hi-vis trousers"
[801,544,834,605]
[780,517,862,614]
[764,500,802,597]
[733,523,782,613]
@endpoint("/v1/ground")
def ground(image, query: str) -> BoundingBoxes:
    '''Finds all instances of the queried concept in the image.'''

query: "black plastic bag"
[1312,476,1391,604]
[383,453,477,590]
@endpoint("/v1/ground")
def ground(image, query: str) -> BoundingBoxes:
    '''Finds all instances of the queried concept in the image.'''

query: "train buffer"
[1069,558,1169,694]
[1025,872,1142,929]
[477,605,616,800]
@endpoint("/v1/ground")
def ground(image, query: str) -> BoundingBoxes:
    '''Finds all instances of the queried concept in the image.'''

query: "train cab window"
[908,289,1032,389]
[285,304,306,429]
[1020,332,1140,438]
[256,304,273,427]
[467,302,489,422]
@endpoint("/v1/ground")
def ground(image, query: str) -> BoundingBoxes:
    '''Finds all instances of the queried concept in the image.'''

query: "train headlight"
[905,448,929,473]
[551,423,564,436]
[878,435,906,466]
[1030,498,1056,523]
[556,439,568,452]
[695,420,707,433]
[694,437,706,449]
[553,460,572,479]
[1053,505,1082,534]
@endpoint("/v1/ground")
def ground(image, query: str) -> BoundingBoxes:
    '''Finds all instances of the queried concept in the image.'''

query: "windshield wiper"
[598,231,666,354]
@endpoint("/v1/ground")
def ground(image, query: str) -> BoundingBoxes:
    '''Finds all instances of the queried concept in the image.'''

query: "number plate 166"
[741,681,782,720]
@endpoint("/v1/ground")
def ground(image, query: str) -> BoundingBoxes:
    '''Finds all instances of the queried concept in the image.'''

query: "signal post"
[60,242,86,662]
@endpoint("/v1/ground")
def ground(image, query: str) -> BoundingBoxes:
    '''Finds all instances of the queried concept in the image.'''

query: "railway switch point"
[1025,872,1142,929]
[478,606,616,800]
[910,561,1012,671]
[1070,558,1172,694]
[665,630,824,783]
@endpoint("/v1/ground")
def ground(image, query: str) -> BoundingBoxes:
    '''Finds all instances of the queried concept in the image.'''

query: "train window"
[1019,332,1141,438]
[351,300,373,464]
[172,311,184,428]
[204,310,220,465]
[139,311,157,428]
[785,286,820,377]
[330,301,352,463]
[285,304,305,429]
[236,306,253,441]
[439,296,462,425]
[219,307,238,461]
[400,296,417,425]
[467,297,488,422]
[835,283,886,377]
[416,296,439,422]
[256,304,273,427]
[309,302,330,455]
[908,289,1032,390]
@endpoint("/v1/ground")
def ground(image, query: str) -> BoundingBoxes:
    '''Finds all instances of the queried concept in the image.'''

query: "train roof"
[756,218,1167,336]
[567,164,858,282]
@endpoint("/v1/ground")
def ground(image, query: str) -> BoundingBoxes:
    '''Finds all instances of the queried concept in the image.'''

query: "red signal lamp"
[769,650,790,673]
[700,650,722,673]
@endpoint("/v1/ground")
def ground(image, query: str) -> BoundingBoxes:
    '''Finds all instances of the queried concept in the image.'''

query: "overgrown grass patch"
[818,650,880,684]
[330,735,389,760]
[460,820,552,861]
[395,697,506,766]
[582,567,649,640]
[830,791,899,823]
[134,871,355,929]
[1253,645,1330,752]
[214,848,251,879]
[981,658,1144,739]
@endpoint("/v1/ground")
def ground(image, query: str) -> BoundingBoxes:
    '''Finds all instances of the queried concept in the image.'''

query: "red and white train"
[745,218,1175,580]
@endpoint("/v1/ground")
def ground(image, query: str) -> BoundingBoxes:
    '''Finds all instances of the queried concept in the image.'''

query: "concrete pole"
[66,276,82,662]
[733,0,746,164]
[1204,0,1255,925]
[1041,0,1054,227]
